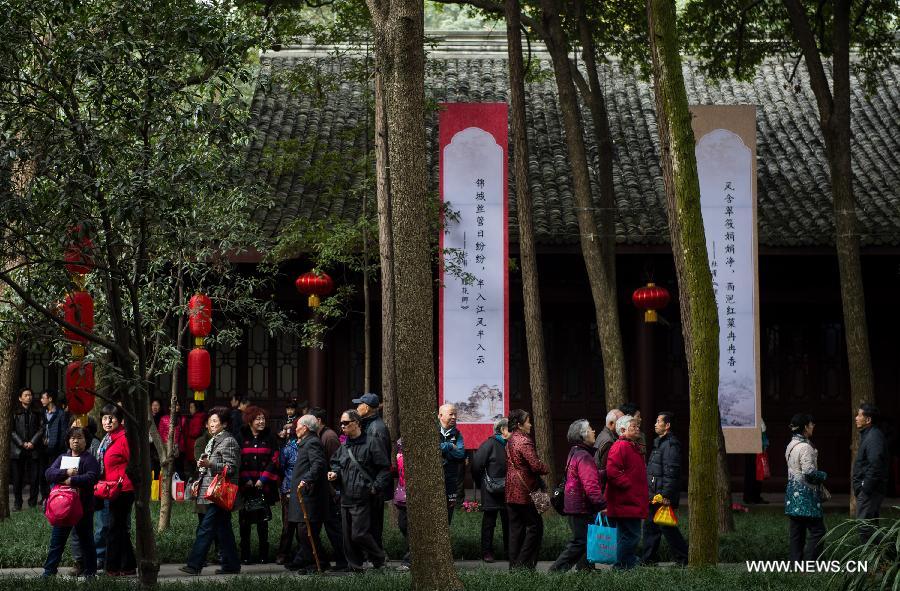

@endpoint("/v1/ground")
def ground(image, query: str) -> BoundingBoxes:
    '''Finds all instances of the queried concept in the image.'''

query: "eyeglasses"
[340,420,357,427]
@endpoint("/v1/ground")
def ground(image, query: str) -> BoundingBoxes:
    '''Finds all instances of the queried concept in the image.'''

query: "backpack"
[45,485,83,527]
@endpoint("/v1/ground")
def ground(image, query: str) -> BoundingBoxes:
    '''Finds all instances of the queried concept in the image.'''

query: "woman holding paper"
[42,426,100,577]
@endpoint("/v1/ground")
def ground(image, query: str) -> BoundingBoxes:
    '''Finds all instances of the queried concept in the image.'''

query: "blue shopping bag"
[587,513,617,565]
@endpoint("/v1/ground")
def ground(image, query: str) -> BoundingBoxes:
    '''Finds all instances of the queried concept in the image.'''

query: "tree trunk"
[716,415,735,533]
[370,0,462,587]
[538,0,627,412]
[363,182,372,394]
[647,0,720,566]
[374,47,399,447]
[0,338,21,521]
[781,0,871,516]
[506,0,555,485]
[155,326,184,532]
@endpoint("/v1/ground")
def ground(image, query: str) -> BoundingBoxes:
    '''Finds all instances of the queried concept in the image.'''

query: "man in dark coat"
[287,415,329,574]
[642,412,688,565]
[328,409,391,572]
[353,393,391,550]
[853,403,889,542]
[438,403,465,523]
[39,389,69,500]
[10,387,43,510]
[309,407,346,570]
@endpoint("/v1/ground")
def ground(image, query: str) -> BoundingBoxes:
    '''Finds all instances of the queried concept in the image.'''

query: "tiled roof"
[247,49,900,247]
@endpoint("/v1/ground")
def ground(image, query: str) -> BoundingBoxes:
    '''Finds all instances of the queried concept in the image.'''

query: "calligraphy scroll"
[439,103,510,449]
[691,105,761,454]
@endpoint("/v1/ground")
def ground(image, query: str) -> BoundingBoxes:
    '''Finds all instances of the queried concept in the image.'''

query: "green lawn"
[0,501,885,568]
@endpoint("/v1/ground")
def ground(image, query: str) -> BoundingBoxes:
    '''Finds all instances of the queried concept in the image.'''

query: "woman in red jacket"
[505,409,548,570]
[98,404,136,576]
[605,415,648,570]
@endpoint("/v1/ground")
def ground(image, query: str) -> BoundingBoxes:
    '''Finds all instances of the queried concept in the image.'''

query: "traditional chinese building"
[20,33,900,493]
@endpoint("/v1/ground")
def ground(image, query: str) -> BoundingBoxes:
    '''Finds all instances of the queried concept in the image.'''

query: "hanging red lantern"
[632,282,670,323]
[63,291,94,356]
[188,293,213,345]
[187,347,211,401]
[65,360,95,419]
[64,236,95,276]
[294,271,334,308]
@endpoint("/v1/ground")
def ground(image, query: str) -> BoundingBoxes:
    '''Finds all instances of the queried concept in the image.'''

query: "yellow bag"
[150,471,160,501]
[653,504,678,527]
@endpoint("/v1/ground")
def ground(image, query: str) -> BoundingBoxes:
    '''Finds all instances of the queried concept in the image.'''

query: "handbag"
[393,483,407,506]
[204,465,238,511]
[653,504,678,526]
[587,513,617,564]
[551,453,576,516]
[241,492,272,522]
[755,451,771,481]
[819,484,832,502]
[45,485,83,527]
[483,472,506,496]
[516,472,550,514]
[93,477,124,500]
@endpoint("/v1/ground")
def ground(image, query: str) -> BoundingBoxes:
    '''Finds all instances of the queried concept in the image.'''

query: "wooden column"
[307,344,326,411]
[636,313,656,443]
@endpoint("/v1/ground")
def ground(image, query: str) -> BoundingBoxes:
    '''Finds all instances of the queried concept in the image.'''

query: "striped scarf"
[97,433,113,478]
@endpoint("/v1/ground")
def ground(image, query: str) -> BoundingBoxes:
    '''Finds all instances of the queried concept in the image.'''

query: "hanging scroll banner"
[692,105,761,454]
[439,103,510,450]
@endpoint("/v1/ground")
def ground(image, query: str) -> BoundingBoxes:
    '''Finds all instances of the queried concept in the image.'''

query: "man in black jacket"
[10,387,43,510]
[353,393,391,550]
[328,410,391,572]
[642,411,688,565]
[853,403,889,542]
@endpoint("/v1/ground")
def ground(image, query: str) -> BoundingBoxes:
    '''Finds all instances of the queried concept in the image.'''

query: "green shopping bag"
[587,513,617,565]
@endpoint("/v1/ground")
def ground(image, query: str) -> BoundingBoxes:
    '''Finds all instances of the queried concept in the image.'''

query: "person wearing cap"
[352,392,392,550]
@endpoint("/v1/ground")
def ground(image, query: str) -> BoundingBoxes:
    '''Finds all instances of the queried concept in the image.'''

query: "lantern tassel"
[194,390,205,401]
[644,309,658,323]
[308,294,320,308]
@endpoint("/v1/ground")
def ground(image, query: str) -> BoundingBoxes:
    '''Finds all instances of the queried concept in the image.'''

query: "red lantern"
[187,347,211,401]
[64,236,95,276]
[632,282,670,323]
[65,361,95,415]
[188,293,213,344]
[294,271,334,308]
[63,291,94,345]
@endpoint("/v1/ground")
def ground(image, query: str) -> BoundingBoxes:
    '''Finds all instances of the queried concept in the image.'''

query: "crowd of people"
[9,381,893,577]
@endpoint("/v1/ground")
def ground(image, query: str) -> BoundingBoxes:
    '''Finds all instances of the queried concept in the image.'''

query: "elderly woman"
[98,404,136,576]
[180,407,242,575]
[42,427,100,578]
[472,417,510,563]
[606,415,648,570]
[550,419,606,572]
[238,405,280,564]
[785,413,827,561]
[505,409,549,570]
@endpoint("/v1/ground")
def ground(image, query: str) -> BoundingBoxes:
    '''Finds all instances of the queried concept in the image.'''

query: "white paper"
[60,456,80,470]
[697,128,759,428]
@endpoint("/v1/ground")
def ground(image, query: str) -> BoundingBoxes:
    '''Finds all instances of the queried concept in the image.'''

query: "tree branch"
[431,0,544,36]
[781,0,834,122]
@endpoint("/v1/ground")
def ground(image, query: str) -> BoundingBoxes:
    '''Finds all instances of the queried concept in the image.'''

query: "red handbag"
[204,465,238,510]
[755,451,771,481]
[93,477,124,500]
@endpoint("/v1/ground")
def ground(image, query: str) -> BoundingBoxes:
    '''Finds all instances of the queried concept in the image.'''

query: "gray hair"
[297,414,318,432]
[567,419,592,444]
[606,409,622,428]
[493,417,509,435]
[615,415,637,435]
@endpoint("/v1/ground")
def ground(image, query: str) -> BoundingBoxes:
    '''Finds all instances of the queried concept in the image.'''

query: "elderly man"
[439,403,466,523]
[606,415,648,570]
[594,408,623,470]
[328,410,391,572]
[286,415,328,574]
[853,403,889,542]
[352,393,391,550]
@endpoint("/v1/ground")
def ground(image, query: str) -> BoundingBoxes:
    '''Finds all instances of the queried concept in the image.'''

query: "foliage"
[0,0,295,397]
[681,0,900,92]
[823,511,900,591]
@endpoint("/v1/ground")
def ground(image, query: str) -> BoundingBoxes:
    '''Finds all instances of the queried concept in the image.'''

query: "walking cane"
[296,484,322,573]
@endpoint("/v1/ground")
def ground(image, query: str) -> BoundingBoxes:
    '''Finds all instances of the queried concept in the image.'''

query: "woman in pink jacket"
[549,419,606,572]
[505,409,548,570]
[606,415,649,569]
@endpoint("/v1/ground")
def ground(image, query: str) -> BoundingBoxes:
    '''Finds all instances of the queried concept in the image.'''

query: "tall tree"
[505,0,555,483]
[366,0,463,588]
[647,0,721,566]
[682,0,900,512]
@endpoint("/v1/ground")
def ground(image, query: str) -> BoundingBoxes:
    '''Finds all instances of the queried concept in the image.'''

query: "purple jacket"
[564,443,606,515]
[45,451,100,513]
